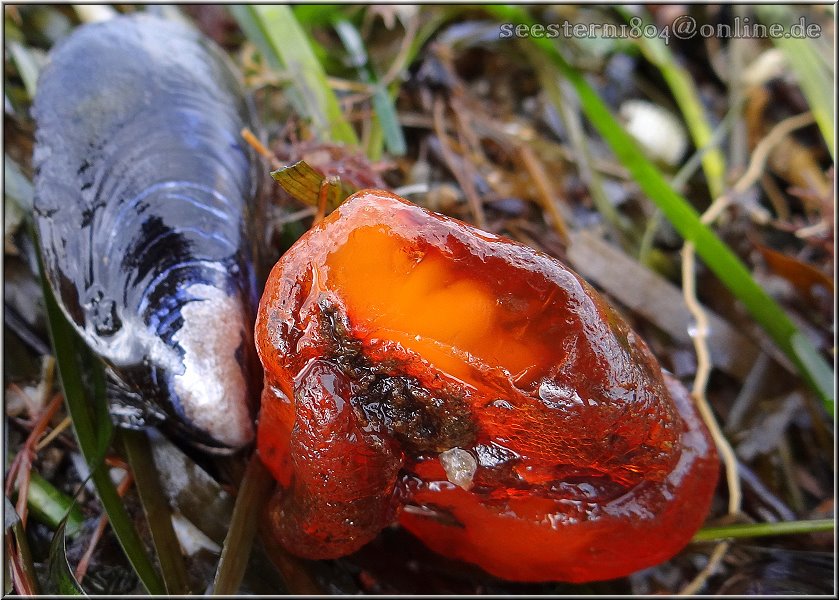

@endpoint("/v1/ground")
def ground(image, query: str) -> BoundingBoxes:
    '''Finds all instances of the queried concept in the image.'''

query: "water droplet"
[489,398,514,410]
[687,322,710,338]
[538,380,584,409]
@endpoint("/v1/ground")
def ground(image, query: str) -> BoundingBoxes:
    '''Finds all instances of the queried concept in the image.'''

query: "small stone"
[439,447,478,490]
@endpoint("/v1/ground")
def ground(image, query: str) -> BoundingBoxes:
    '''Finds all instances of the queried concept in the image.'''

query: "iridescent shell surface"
[33,15,260,450]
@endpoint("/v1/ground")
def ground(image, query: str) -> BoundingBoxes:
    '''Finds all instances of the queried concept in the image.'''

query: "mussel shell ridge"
[33,15,260,451]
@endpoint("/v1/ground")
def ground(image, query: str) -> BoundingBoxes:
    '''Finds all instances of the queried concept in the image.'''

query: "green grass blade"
[231,4,358,146]
[693,518,834,542]
[47,511,84,594]
[293,4,354,27]
[620,9,727,199]
[121,429,191,595]
[372,81,407,158]
[757,6,834,159]
[334,19,406,158]
[485,5,834,414]
[228,5,280,70]
[35,228,166,594]
[25,471,85,537]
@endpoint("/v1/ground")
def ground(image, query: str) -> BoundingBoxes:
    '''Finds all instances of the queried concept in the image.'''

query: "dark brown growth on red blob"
[255,190,718,582]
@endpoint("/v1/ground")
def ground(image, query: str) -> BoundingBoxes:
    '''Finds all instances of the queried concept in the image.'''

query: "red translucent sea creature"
[255,189,718,582]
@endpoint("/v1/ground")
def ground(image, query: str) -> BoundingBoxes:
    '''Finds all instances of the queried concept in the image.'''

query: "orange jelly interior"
[324,224,554,387]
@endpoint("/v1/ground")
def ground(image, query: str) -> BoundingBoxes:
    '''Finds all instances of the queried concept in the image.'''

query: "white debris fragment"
[171,512,221,556]
[439,447,478,491]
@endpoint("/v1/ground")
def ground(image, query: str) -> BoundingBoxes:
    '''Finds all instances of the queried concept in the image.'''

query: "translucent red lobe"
[255,189,718,582]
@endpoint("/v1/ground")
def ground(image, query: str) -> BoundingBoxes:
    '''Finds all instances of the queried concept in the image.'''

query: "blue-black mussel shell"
[33,15,263,452]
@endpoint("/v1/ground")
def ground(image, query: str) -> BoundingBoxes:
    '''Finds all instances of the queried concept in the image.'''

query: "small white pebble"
[439,447,478,491]
[620,100,688,167]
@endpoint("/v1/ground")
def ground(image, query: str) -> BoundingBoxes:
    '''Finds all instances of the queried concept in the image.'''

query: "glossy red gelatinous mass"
[255,190,718,582]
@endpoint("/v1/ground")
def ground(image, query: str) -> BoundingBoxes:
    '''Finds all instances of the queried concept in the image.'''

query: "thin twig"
[517,143,570,243]
[735,460,796,522]
[212,453,277,595]
[451,97,485,164]
[734,112,815,193]
[431,96,487,228]
[272,206,317,226]
[724,353,771,434]
[679,231,740,596]
[380,14,419,87]
[6,393,65,527]
[6,521,39,594]
[670,112,817,590]
[677,118,823,523]
[681,243,743,518]
[795,220,830,239]
[74,472,134,584]
[680,541,731,595]
[706,112,816,222]
[241,127,282,170]
[35,415,73,451]
[325,76,374,94]
[312,178,332,227]
[677,121,775,590]
[776,436,806,513]
[760,173,791,221]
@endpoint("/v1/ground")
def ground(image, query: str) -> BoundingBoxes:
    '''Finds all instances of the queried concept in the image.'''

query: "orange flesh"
[255,190,719,582]
[326,224,549,386]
